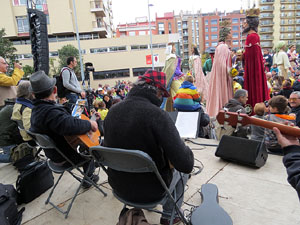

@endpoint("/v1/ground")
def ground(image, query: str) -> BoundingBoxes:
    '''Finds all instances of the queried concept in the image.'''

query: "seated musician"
[103,70,194,225]
[29,71,99,188]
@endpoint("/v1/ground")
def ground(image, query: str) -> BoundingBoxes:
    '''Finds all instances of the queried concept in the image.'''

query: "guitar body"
[65,114,100,150]
[191,183,233,225]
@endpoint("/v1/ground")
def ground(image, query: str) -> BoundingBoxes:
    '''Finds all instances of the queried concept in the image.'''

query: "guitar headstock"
[216,110,251,127]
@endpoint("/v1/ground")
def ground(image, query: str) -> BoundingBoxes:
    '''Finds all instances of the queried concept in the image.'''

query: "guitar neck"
[249,116,300,137]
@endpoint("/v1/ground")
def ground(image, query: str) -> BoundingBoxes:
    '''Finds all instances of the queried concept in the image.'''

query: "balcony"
[281,0,296,3]
[281,28,295,32]
[260,35,274,40]
[260,41,273,48]
[260,6,274,11]
[281,34,295,39]
[281,6,296,10]
[92,20,107,37]
[260,0,274,4]
[90,1,106,17]
[259,28,274,33]
[260,22,274,26]
[281,20,295,25]
[260,13,274,19]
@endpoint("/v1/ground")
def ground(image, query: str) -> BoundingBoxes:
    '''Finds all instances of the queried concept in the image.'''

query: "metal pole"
[148,0,154,70]
[72,0,85,87]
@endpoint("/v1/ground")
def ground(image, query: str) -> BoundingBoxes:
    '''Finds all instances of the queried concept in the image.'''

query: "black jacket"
[30,99,91,163]
[104,86,194,203]
[276,88,294,99]
[224,98,246,113]
[291,106,300,128]
[283,145,300,200]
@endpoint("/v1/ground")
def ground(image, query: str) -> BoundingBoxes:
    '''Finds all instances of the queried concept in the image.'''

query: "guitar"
[216,110,300,137]
[64,114,101,151]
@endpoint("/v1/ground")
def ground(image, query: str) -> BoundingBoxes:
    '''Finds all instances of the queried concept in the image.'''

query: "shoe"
[82,174,99,189]
[160,216,182,225]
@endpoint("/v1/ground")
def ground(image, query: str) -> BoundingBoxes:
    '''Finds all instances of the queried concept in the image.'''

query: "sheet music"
[175,112,199,138]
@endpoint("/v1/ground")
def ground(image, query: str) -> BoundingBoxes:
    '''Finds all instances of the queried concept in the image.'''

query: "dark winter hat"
[29,70,56,94]
[138,70,170,97]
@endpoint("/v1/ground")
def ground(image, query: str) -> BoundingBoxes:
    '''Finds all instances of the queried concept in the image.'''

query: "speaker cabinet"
[215,135,268,168]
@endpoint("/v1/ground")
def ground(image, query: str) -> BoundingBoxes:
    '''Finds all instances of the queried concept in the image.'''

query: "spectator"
[263,49,273,72]
[103,94,112,109]
[216,89,249,140]
[61,56,85,108]
[0,57,24,109]
[11,81,35,146]
[289,91,300,127]
[103,70,194,225]
[0,100,23,163]
[265,95,295,155]
[273,41,294,79]
[270,64,279,75]
[276,79,294,99]
[97,101,108,120]
[250,102,266,142]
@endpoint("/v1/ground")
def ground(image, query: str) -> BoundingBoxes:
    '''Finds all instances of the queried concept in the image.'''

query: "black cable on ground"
[185,138,219,147]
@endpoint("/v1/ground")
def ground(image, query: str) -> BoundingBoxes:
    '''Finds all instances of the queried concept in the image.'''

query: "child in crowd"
[97,101,108,120]
[264,95,295,155]
[276,79,293,99]
[173,75,210,138]
[250,102,267,142]
[173,75,202,111]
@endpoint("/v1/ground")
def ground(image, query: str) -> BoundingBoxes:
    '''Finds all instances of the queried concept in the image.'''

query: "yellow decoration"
[246,7,260,17]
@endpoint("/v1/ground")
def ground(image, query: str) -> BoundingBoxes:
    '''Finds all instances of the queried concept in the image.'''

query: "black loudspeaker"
[215,135,268,168]
[28,9,49,74]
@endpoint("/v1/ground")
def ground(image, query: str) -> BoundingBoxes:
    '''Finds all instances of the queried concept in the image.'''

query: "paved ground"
[1,138,300,225]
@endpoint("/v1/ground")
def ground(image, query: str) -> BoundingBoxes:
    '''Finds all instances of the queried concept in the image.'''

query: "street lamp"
[148,0,154,70]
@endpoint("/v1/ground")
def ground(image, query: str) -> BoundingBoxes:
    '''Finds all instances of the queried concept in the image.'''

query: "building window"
[211,34,218,40]
[211,42,218,47]
[205,20,208,25]
[232,40,239,45]
[205,35,209,40]
[139,31,146,35]
[49,51,58,57]
[129,31,136,36]
[133,67,154,76]
[93,69,130,80]
[158,23,165,34]
[16,16,29,33]
[205,27,209,32]
[109,46,126,52]
[13,0,27,6]
[79,33,92,40]
[168,22,172,33]
[130,45,149,50]
[232,26,239,31]
[211,19,218,25]
[211,27,218,32]
[90,47,108,53]
[177,21,181,30]
[232,18,239,24]
[232,33,239,38]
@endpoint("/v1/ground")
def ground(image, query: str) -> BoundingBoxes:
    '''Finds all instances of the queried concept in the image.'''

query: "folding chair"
[89,146,189,225]
[27,131,107,219]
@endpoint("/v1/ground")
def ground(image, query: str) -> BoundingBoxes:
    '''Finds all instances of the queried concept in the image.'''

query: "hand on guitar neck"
[90,120,98,132]
[273,127,300,148]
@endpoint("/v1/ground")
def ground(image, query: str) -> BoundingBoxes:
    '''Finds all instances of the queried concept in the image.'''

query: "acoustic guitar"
[216,110,300,137]
[64,114,101,151]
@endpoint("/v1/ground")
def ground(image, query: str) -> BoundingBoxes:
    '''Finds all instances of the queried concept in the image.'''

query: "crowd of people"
[1,6,300,225]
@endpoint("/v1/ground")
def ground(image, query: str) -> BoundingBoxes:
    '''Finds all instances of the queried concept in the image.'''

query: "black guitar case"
[190,183,233,225]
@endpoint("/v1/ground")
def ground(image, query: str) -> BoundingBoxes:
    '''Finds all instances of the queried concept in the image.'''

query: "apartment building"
[116,17,156,37]
[156,12,176,35]
[259,0,300,50]
[202,11,245,51]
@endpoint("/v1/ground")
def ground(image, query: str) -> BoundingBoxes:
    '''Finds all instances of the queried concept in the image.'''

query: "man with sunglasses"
[0,57,24,108]
[289,91,300,127]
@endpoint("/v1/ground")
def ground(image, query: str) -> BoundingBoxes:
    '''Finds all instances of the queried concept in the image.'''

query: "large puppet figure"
[206,21,233,117]
[189,45,208,102]
[161,43,185,111]
[242,7,269,110]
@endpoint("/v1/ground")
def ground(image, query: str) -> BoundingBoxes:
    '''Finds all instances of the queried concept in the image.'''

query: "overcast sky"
[112,0,257,26]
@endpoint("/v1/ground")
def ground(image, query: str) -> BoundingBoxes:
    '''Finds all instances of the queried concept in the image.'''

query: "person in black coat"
[29,71,99,188]
[103,70,194,225]
[289,91,300,127]
[273,127,300,200]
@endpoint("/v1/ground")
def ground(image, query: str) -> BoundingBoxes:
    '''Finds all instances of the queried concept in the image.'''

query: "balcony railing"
[92,20,108,36]
[90,1,106,17]
[260,6,274,11]
[260,0,274,4]
[259,28,274,33]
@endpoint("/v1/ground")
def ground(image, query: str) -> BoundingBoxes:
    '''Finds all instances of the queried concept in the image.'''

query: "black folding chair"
[28,131,107,219]
[89,146,189,225]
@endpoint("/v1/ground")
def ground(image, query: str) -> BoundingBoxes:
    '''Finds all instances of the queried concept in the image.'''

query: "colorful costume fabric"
[189,55,208,102]
[243,33,269,108]
[206,43,233,117]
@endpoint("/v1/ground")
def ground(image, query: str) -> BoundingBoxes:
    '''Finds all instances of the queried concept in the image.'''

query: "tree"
[0,28,17,62]
[49,58,60,77]
[23,65,34,78]
[57,44,82,76]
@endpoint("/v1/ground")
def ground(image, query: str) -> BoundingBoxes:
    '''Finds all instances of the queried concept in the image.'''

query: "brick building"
[116,17,156,37]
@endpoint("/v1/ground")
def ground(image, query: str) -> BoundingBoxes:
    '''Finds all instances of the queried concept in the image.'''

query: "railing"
[92,20,107,30]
